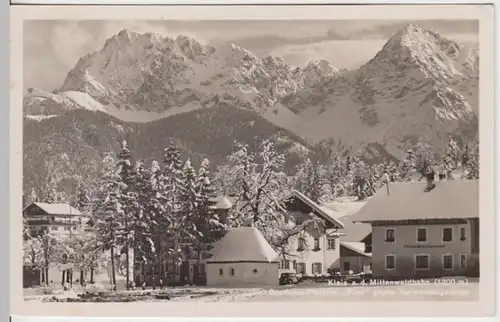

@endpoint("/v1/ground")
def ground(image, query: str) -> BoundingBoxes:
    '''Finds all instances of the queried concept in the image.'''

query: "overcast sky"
[23,20,478,92]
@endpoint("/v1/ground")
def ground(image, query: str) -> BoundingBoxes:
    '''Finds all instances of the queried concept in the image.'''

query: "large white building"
[349,178,479,279]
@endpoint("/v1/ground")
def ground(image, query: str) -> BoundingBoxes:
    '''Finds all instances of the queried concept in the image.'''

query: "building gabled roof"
[340,241,372,258]
[349,179,479,223]
[25,203,82,216]
[283,190,344,229]
[206,227,279,263]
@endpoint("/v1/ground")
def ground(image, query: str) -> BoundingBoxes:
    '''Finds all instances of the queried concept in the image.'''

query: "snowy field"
[24,278,479,302]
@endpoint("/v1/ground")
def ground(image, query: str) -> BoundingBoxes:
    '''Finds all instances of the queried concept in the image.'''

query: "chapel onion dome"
[211,195,233,210]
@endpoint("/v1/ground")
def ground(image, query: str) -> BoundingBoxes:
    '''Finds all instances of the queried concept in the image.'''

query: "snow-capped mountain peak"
[280,24,478,157]
[25,25,478,160]
[374,23,469,82]
[45,29,343,120]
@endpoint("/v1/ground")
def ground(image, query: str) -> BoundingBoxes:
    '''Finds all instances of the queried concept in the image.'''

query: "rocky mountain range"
[23,23,479,199]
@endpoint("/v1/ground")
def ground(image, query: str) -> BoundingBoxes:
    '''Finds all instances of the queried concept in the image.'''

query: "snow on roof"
[349,179,479,223]
[321,201,371,242]
[30,203,82,216]
[212,195,233,210]
[322,198,367,217]
[336,215,372,242]
[283,190,344,229]
[206,227,279,263]
[340,241,372,258]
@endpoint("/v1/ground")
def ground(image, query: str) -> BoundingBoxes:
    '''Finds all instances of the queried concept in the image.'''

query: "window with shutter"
[460,227,466,241]
[460,254,467,269]
[327,238,336,250]
[442,228,453,242]
[415,255,429,270]
[385,229,395,242]
[313,238,320,251]
[443,254,453,270]
[417,228,427,242]
[385,255,396,270]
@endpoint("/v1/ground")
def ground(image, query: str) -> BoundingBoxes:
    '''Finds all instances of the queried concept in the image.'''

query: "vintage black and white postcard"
[10,3,495,318]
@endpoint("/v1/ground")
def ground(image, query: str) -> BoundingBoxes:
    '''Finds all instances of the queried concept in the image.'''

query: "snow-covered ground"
[24,279,479,302]
[185,279,479,302]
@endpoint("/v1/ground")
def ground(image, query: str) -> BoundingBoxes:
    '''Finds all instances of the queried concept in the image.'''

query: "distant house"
[206,226,280,286]
[280,190,345,277]
[349,178,479,279]
[22,202,90,287]
[23,202,88,240]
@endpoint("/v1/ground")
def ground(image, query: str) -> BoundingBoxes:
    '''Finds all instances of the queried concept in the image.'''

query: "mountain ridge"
[23,23,479,176]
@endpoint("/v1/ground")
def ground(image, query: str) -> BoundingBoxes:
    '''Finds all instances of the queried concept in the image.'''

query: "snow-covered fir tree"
[115,140,137,289]
[294,158,325,202]
[413,139,437,177]
[27,188,39,205]
[350,157,381,200]
[193,158,227,281]
[325,154,348,199]
[162,142,186,278]
[461,142,479,179]
[41,176,59,204]
[294,157,313,194]
[181,158,199,228]
[73,177,91,212]
[441,136,461,179]
[92,153,125,289]
[135,159,169,290]
[384,161,401,182]
[178,158,200,283]
[398,148,418,181]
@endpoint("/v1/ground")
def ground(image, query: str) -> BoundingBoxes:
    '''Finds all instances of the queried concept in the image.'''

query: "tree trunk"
[110,246,117,290]
[125,246,130,290]
[152,259,156,290]
[195,248,202,286]
[44,255,49,284]
[90,268,94,284]
[141,262,146,288]
[61,270,66,287]
[80,270,84,286]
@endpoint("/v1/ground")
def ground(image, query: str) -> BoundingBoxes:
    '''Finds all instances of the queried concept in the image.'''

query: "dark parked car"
[279,272,300,285]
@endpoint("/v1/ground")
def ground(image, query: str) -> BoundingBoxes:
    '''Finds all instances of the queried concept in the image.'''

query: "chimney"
[384,172,390,195]
[425,170,436,191]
